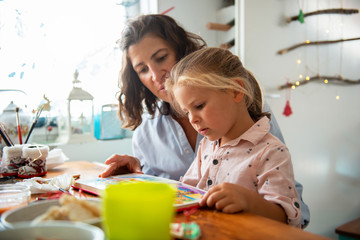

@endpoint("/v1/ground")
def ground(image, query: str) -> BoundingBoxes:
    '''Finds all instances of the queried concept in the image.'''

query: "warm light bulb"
[291,85,296,89]
[336,95,340,100]
[306,40,310,44]
[324,79,328,84]
[295,81,300,85]
[296,59,301,64]
[299,74,303,79]
[306,76,310,80]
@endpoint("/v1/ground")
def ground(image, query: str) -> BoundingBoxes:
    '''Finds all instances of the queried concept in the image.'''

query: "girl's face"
[173,85,247,146]
[128,35,177,103]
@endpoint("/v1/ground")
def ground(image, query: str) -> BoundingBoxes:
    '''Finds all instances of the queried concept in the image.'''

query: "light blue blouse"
[132,101,309,228]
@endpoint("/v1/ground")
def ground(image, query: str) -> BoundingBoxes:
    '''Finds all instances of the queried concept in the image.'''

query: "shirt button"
[213,159,218,165]
[179,132,183,136]
[207,179,213,186]
[185,150,190,154]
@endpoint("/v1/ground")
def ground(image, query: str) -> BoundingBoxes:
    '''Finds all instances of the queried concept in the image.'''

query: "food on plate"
[33,194,100,223]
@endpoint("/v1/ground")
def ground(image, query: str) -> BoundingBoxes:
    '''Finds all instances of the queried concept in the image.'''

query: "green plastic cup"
[102,181,176,240]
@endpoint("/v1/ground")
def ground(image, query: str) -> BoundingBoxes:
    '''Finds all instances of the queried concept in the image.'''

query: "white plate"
[0,221,104,240]
[1,198,102,229]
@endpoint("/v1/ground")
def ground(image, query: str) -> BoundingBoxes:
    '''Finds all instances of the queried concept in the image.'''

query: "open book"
[72,174,206,212]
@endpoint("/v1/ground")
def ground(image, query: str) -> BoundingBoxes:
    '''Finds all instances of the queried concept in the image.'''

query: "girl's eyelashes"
[182,103,204,118]
[195,103,205,110]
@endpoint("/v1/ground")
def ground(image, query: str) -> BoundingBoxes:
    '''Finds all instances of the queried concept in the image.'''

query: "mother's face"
[128,35,177,103]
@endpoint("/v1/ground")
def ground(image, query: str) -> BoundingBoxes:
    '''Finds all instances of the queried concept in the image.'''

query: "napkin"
[16,174,75,194]
[46,148,69,169]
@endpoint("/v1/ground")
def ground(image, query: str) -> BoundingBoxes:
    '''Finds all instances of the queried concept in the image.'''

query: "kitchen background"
[0,0,359,239]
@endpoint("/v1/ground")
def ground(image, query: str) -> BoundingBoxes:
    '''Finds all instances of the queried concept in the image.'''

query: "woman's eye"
[157,54,167,62]
[138,66,148,74]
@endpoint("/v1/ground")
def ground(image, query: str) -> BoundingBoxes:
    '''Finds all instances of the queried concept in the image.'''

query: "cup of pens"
[0,101,49,178]
[0,102,34,146]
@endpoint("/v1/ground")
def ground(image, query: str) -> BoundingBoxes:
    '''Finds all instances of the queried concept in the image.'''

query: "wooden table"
[335,218,360,240]
[42,161,329,240]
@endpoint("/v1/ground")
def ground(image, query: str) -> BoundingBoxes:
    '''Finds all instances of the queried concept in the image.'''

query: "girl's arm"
[200,182,287,224]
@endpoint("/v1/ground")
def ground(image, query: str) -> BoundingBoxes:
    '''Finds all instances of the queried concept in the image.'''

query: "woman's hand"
[98,154,143,178]
[200,182,251,214]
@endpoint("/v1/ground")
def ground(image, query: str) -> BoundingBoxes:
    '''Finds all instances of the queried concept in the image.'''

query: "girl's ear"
[233,78,244,103]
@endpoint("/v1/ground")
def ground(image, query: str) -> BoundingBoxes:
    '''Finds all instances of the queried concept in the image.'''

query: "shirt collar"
[221,116,271,147]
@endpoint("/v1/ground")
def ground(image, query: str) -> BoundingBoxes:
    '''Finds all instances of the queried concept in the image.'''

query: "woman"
[99,14,309,228]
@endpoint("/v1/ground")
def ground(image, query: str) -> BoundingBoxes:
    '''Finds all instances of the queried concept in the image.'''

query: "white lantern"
[67,70,95,143]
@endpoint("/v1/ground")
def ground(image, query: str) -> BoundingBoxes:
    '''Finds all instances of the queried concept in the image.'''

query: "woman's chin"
[157,91,170,102]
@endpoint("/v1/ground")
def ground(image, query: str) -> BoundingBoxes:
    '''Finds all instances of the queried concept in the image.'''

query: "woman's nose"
[149,65,165,83]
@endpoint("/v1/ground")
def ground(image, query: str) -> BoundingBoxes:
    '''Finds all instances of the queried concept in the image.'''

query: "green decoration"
[298,9,305,23]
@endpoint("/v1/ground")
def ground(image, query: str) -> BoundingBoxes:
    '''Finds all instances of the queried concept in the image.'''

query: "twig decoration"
[287,8,359,23]
[278,75,360,90]
[220,39,235,49]
[207,19,235,31]
[277,37,360,55]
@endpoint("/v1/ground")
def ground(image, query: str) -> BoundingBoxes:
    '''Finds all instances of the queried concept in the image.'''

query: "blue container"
[94,104,132,140]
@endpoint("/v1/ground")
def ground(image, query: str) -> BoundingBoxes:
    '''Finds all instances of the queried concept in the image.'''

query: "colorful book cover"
[72,174,206,211]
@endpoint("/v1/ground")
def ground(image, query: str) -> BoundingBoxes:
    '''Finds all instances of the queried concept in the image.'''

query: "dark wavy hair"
[118,14,206,130]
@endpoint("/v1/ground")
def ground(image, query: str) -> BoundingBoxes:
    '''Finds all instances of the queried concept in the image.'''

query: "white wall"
[158,0,222,47]
[160,0,360,238]
[243,0,360,238]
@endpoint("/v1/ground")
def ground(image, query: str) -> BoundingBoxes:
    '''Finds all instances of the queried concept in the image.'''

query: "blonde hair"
[165,47,270,121]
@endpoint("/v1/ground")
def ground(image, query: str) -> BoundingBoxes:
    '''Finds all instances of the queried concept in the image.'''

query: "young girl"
[165,47,302,228]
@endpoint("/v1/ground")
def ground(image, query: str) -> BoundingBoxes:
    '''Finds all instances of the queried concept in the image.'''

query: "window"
[0,0,128,112]
[0,0,151,143]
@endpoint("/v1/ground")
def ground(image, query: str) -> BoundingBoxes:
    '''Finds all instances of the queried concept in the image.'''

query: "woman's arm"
[98,154,143,178]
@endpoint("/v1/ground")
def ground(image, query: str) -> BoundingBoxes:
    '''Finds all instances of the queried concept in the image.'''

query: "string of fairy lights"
[278,0,360,102]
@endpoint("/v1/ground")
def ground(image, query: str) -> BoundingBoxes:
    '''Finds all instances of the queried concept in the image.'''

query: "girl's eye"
[195,103,205,110]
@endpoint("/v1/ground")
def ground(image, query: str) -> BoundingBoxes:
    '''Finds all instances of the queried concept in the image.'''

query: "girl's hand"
[200,182,251,214]
[200,182,287,223]
[98,154,143,178]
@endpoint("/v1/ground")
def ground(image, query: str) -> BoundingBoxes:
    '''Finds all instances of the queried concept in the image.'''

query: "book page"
[73,174,206,211]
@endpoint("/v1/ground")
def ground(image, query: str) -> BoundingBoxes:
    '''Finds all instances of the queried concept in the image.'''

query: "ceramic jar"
[0,101,32,146]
